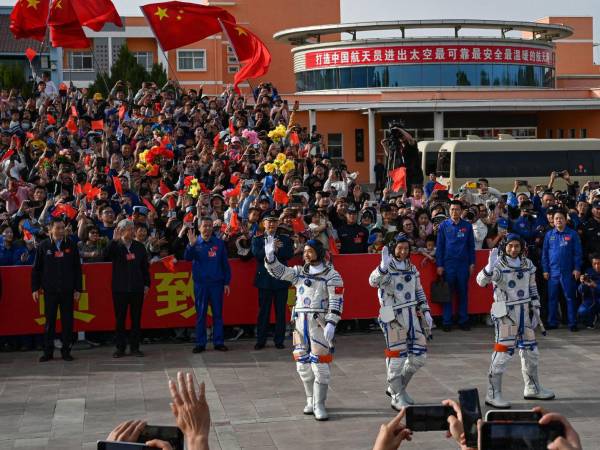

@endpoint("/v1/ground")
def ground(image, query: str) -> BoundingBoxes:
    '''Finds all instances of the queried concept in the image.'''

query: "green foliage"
[88,46,167,97]
[0,63,27,91]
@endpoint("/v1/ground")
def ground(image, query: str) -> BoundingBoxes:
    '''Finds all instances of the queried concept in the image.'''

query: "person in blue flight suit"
[436,200,476,331]
[576,253,600,328]
[510,200,537,246]
[542,208,583,331]
[184,216,231,353]
[251,211,294,350]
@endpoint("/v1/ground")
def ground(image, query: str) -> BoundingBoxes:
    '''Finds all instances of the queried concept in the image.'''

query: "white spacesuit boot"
[399,354,425,405]
[521,348,555,400]
[486,373,511,408]
[312,382,329,421]
[297,362,314,414]
[485,350,512,408]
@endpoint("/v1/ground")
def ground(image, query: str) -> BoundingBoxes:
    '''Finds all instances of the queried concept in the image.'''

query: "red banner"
[304,44,554,69]
[0,252,492,336]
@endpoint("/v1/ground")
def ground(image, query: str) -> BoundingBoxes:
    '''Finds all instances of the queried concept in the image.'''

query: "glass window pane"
[351,67,368,88]
[339,68,352,89]
[455,151,569,178]
[479,64,492,86]
[421,64,441,86]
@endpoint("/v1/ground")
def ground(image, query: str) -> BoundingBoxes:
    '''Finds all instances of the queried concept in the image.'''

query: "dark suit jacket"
[252,232,294,290]
[31,237,82,294]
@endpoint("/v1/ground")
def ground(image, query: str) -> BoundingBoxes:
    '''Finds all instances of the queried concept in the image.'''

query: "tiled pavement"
[1,327,600,449]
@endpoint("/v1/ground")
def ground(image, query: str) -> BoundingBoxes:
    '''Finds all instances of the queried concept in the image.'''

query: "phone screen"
[480,422,565,450]
[137,426,184,450]
[97,442,150,450]
[405,405,455,432]
[458,388,482,448]
[485,410,543,422]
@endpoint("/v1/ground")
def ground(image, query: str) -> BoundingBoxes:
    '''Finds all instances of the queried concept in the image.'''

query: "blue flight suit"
[436,218,476,326]
[251,232,294,346]
[576,269,600,327]
[541,227,582,328]
[184,235,231,347]
[510,215,537,245]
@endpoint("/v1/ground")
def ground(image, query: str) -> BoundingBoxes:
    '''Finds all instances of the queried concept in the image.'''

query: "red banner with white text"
[0,252,492,336]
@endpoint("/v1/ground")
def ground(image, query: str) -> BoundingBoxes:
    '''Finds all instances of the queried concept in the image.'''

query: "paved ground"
[1,327,600,450]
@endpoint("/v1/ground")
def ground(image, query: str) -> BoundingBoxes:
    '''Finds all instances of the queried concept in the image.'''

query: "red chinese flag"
[183,212,194,223]
[167,197,176,211]
[433,182,447,191]
[142,197,156,214]
[48,0,90,49]
[230,174,240,186]
[229,119,235,135]
[141,2,235,52]
[229,211,240,234]
[25,47,37,62]
[292,217,306,233]
[328,235,340,255]
[74,183,83,196]
[71,105,78,117]
[220,21,272,94]
[1,149,15,163]
[91,119,104,131]
[213,134,221,148]
[65,116,77,133]
[118,104,127,120]
[51,203,78,220]
[10,0,50,41]
[46,114,56,125]
[23,229,33,241]
[70,0,122,32]
[112,176,123,196]
[289,131,300,146]
[86,186,100,202]
[159,180,171,196]
[161,255,176,272]
[273,185,289,205]
[389,167,407,192]
[224,182,241,198]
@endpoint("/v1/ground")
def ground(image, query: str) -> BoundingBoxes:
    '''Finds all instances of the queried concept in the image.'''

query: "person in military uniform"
[251,211,294,350]
[31,216,82,362]
[337,205,369,254]
[580,200,600,265]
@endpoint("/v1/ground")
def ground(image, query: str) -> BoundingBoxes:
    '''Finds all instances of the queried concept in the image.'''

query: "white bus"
[433,139,600,192]
[418,140,445,177]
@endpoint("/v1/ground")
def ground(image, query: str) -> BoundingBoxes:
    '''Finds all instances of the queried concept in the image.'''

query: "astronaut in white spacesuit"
[265,237,344,421]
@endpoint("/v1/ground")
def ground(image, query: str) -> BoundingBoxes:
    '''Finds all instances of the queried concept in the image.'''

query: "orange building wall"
[125,38,159,64]
[538,110,600,138]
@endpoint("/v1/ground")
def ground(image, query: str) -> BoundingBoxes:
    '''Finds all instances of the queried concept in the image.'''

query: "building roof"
[0,15,47,55]
[274,19,573,45]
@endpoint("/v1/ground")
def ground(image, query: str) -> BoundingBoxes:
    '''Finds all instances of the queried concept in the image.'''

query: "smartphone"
[405,404,456,432]
[458,388,482,448]
[485,410,543,422]
[517,180,528,186]
[97,442,150,450]
[137,425,184,450]
[479,421,565,450]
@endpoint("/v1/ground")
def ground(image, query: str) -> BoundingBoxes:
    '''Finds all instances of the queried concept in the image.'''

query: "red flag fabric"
[46,114,56,125]
[91,119,104,131]
[1,149,15,163]
[389,167,407,192]
[70,0,122,32]
[292,217,306,234]
[224,182,241,198]
[273,185,289,205]
[167,197,176,211]
[141,2,235,52]
[161,255,176,272]
[74,183,83,196]
[183,212,194,223]
[230,174,240,186]
[159,180,170,196]
[220,20,272,94]
[118,104,127,120]
[65,116,77,133]
[71,105,78,117]
[142,198,156,214]
[229,119,235,135]
[112,176,123,196]
[229,211,240,234]
[25,47,37,62]
[289,131,300,146]
[328,235,340,255]
[433,182,447,191]
[23,229,33,241]
[9,0,50,41]
[48,0,90,49]
[51,203,78,220]
[86,186,100,202]
[213,134,221,148]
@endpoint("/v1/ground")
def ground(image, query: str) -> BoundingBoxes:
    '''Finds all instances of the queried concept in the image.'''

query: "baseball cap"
[592,200,600,209]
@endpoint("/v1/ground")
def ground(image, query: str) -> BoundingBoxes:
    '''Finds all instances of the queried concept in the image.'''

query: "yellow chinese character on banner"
[154,271,197,319]
[34,275,96,325]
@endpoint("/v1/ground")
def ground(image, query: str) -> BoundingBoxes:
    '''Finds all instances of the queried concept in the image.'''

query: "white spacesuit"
[477,234,555,408]
[368,236,433,410]
[265,237,343,421]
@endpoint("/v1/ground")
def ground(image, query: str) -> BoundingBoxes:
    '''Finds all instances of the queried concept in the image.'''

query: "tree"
[88,46,167,97]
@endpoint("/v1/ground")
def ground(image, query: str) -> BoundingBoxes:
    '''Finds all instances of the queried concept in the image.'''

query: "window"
[327,133,343,159]
[568,128,576,138]
[226,45,238,64]
[70,52,93,71]
[177,50,206,71]
[581,128,588,138]
[546,128,553,139]
[557,128,564,139]
[133,52,153,72]
[227,65,239,73]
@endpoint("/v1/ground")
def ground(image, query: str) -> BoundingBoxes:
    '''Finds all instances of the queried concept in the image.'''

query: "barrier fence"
[0,252,492,336]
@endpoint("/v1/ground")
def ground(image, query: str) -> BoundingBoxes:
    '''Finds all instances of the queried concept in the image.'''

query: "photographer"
[577,253,600,328]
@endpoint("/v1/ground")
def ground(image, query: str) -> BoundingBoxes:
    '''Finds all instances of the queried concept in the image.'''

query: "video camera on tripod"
[383,121,423,190]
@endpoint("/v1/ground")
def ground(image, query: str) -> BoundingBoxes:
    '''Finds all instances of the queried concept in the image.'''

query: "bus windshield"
[436,150,450,178]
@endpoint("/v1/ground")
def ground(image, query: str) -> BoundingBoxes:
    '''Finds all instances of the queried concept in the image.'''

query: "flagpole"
[217,18,255,98]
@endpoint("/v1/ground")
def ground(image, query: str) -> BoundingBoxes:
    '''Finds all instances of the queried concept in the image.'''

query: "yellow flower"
[189,185,199,198]
[276,153,286,162]
[139,150,149,163]
[264,163,275,173]
[283,160,295,172]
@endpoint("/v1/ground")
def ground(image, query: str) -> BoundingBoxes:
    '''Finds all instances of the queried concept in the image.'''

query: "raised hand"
[380,246,391,270]
[265,235,276,262]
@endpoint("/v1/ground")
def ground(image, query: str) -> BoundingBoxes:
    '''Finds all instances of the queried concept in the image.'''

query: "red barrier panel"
[0,252,493,336]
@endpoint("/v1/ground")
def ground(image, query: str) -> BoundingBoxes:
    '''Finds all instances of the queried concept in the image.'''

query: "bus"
[418,140,445,177]
[433,139,600,192]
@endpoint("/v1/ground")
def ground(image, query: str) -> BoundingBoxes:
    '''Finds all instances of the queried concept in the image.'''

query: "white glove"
[324,323,335,346]
[424,311,433,329]
[265,235,276,262]
[380,246,391,270]
[485,247,500,273]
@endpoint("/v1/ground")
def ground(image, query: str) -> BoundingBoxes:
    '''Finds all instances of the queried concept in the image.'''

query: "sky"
[1,0,599,60]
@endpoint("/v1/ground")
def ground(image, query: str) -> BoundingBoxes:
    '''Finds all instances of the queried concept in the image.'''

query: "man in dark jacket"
[251,212,294,350]
[337,205,369,254]
[105,219,150,358]
[31,216,82,362]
